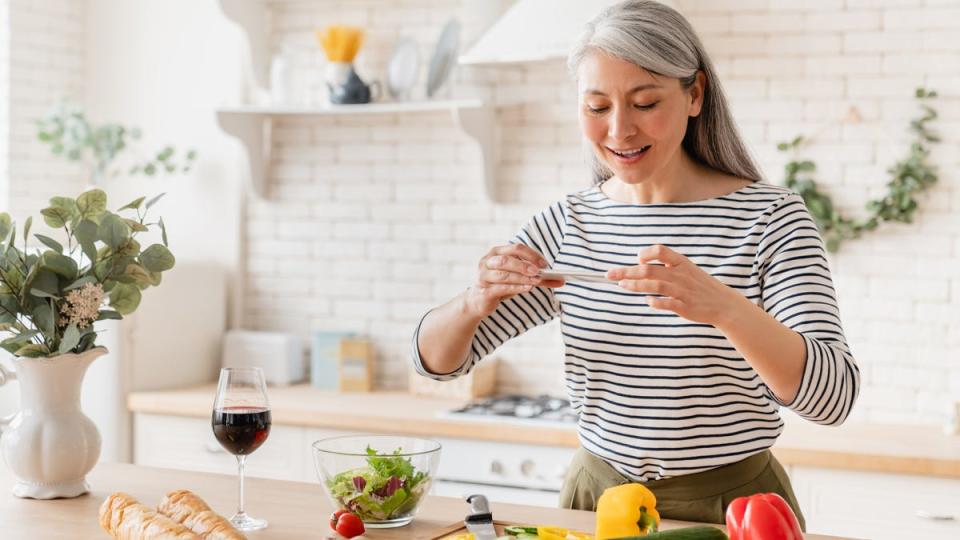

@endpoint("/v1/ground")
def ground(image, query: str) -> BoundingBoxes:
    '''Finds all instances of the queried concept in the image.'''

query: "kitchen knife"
[464,494,498,540]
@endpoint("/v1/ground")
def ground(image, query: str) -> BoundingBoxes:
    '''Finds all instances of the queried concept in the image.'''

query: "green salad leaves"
[327,446,431,521]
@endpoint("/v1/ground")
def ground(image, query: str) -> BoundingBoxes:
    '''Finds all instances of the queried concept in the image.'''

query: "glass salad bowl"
[312,435,441,528]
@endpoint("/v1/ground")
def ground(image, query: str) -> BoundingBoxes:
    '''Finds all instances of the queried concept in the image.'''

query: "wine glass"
[212,367,272,531]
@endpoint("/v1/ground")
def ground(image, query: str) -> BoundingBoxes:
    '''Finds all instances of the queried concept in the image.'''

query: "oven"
[431,395,579,508]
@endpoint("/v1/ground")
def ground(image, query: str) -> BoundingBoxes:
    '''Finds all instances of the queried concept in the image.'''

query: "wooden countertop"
[0,462,851,539]
[127,385,960,479]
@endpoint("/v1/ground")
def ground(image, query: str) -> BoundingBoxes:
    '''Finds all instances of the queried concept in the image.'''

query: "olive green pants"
[558,448,805,531]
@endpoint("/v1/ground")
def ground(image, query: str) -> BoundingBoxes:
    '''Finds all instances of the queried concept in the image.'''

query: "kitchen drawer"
[133,413,305,481]
[791,466,960,540]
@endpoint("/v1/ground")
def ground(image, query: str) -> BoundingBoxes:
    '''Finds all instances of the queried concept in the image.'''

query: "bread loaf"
[98,492,200,540]
[157,490,246,540]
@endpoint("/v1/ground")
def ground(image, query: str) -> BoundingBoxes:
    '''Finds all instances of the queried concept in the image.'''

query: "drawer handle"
[915,510,957,522]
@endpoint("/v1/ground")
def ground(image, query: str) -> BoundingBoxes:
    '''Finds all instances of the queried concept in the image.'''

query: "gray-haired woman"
[412,0,859,526]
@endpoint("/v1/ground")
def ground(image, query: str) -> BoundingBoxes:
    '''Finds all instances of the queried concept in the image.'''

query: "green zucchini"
[613,525,729,540]
[504,526,540,535]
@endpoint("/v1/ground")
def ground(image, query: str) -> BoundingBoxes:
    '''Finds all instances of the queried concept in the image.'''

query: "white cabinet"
[790,466,960,540]
[131,413,573,509]
[134,413,308,481]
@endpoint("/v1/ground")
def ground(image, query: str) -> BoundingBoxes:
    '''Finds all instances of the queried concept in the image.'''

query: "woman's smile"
[607,144,652,164]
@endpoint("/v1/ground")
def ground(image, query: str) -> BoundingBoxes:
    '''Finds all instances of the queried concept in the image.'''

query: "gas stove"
[444,394,579,426]
[434,394,579,507]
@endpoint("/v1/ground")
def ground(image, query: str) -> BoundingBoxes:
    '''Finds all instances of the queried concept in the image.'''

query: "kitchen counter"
[0,462,851,539]
[127,385,960,479]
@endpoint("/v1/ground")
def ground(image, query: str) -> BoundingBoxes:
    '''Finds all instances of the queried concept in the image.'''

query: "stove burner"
[448,394,578,424]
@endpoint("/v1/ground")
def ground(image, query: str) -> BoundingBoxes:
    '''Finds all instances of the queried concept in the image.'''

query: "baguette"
[99,492,201,540]
[158,490,246,540]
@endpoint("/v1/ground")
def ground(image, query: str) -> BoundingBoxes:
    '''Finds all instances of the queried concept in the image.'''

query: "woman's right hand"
[465,244,564,319]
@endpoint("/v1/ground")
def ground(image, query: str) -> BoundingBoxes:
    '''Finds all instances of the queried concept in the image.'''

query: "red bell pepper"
[725,493,803,540]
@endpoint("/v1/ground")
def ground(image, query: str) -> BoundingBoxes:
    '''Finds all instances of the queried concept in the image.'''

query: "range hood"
[459,0,625,65]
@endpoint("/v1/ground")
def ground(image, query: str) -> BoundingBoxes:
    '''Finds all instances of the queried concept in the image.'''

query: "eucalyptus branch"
[0,189,176,358]
[779,88,940,252]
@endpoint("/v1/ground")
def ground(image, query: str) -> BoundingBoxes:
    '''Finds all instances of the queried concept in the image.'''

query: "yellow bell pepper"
[595,484,661,539]
[538,525,570,540]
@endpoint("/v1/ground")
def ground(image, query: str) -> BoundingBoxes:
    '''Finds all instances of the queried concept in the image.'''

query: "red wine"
[212,407,272,455]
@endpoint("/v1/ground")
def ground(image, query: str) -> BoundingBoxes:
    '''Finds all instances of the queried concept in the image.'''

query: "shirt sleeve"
[411,200,567,381]
[756,192,861,425]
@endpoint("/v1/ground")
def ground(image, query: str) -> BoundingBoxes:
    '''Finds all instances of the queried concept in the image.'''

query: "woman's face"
[577,51,704,184]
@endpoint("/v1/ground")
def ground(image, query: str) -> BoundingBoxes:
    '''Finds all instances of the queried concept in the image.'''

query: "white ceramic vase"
[0,346,106,499]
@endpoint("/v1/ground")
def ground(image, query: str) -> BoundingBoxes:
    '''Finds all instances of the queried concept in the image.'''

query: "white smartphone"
[538,269,612,283]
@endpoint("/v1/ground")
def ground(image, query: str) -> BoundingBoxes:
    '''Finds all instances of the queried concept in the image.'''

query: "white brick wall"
[245,0,960,426]
[4,0,86,217]
[0,0,9,211]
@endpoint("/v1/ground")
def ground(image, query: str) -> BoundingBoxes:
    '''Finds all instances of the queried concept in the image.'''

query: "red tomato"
[329,509,350,531]
[334,512,365,539]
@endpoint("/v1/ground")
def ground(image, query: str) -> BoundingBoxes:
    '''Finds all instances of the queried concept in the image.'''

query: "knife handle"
[465,494,491,514]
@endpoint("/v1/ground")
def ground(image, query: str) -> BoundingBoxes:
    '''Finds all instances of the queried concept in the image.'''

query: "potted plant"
[0,188,175,498]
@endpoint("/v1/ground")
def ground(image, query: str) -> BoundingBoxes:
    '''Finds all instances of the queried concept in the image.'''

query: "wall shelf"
[217,0,499,200]
[216,100,496,199]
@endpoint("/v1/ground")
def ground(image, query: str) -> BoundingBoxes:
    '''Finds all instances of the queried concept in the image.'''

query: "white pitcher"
[0,347,106,499]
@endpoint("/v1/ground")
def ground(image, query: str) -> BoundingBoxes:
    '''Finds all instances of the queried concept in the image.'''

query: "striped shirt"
[413,182,860,481]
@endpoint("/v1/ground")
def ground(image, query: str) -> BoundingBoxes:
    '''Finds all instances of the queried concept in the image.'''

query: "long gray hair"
[568,0,762,185]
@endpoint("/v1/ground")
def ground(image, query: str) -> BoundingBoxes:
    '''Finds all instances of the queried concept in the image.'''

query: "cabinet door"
[791,467,960,540]
[133,413,305,481]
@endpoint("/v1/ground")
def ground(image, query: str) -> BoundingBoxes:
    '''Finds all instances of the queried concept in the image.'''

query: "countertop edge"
[127,389,960,479]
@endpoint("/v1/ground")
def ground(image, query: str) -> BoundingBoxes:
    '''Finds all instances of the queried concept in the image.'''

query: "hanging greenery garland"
[778,88,940,252]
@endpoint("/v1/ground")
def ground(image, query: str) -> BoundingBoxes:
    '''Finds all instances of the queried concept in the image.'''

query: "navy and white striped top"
[413,182,860,481]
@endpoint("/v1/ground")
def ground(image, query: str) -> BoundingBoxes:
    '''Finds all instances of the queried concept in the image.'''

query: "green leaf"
[76,331,97,353]
[120,263,153,288]
[50,196,78,215]
[96,309,123,321]
[117,196,146,212]
[32,302,55,338]
[109,283,141,315]
[123,218,149,233]
[5,224,15,256]
[159,217,168,246]
[40,252,78,280]
[34,234,64,253]
[77,189,108,219]
[0,340,22,355]
[14,343,50,358]
[40,207,70,228]
[28,269,60,298]
[59,324,81,353]
[0,295,18,324]
[145,193,166,210]
[74,219,99,264]
[97,213,131,250]
[29,288,59,299]
[8,329,39,344]
[0,213,11,241]
[140,244,175,272]
[21,216,31,244]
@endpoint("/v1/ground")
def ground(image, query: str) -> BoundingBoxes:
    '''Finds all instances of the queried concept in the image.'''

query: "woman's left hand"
[606,244,747,326]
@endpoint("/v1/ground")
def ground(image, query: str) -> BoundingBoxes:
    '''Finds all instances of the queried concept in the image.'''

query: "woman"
[412,0,859,526]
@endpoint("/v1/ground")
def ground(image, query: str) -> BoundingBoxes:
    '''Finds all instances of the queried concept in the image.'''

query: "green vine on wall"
[779,88,940,252]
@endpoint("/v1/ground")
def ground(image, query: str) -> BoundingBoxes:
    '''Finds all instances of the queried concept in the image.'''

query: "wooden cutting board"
[429,519,513,539]
[429,520,594,539]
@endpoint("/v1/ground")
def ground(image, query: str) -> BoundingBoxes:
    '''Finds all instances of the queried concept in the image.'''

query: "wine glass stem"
[236,454,247,516]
